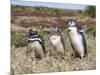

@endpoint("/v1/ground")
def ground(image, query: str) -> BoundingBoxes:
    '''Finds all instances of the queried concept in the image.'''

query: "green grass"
[11,33,28,47]
[86,26,96,37]
[83,6,96,18]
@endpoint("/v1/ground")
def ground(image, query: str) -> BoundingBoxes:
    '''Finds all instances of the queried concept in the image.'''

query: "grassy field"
[11,5,96,75]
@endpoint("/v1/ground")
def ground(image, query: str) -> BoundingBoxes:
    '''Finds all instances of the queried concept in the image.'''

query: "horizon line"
[11,0,92,10]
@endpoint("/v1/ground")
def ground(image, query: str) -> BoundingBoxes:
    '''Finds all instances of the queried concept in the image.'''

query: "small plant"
[84,6,96,18]
[11,33,28,47]
[86,27,96,37]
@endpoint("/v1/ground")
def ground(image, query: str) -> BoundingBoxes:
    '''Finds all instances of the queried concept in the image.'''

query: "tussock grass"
[11,30,96,75]
[11,5,96,74]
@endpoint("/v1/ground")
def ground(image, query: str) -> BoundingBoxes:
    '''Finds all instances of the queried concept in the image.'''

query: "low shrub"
[86,27,96,37]
[84,6,96,18]
[11,33,28,47]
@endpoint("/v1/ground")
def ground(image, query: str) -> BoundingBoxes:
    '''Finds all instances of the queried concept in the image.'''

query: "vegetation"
[84,6,96,18]
[11,5,96,74]
[11,31,96,74]
[86,27,96,37]
[11,33,28,47]
[11,5,79,17]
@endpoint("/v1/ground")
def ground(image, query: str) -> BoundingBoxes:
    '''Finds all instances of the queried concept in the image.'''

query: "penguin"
[27,27,46,59]
[49,24,65,58]
[67,19,87,58]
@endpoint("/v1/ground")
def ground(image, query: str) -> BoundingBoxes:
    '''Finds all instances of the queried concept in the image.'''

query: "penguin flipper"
[61,35,65,51]
[38,35,46,54]
[81,34,87,57]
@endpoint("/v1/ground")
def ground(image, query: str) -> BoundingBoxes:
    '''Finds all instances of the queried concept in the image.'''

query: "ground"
[11,32,96,75]
[11,5,96,75]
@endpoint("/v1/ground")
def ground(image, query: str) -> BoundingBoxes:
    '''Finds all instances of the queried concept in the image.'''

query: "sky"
[11,0,89,10]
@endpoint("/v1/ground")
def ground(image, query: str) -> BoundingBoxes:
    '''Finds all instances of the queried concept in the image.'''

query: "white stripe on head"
[31,27,37,31]
[68,21,76,27]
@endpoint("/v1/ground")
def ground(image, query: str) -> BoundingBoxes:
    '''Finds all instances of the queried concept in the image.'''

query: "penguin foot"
[71,53,83,59]
[71,53,77,58]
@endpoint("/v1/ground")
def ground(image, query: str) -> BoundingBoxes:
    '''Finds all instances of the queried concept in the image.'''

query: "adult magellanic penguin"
[27,27,46,59]
[67,19,87,58]
[49,24,65,58]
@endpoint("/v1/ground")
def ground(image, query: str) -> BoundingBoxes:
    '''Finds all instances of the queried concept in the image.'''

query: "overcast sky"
[11,0,89,10]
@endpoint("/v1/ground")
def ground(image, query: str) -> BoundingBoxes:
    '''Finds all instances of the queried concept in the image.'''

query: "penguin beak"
[68,29,71,32]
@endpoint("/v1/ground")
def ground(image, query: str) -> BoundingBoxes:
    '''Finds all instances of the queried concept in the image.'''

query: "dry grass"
[11,30,96,75]
[11,7,96,75]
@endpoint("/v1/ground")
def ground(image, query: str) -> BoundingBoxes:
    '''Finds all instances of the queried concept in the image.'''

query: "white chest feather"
[69,32,82,44]
[50,35,61,45]
[49,35,64,54]
[32,41,42,48]
[29,41,43,51]
[68,27,83,46]
[69,29,84,57]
